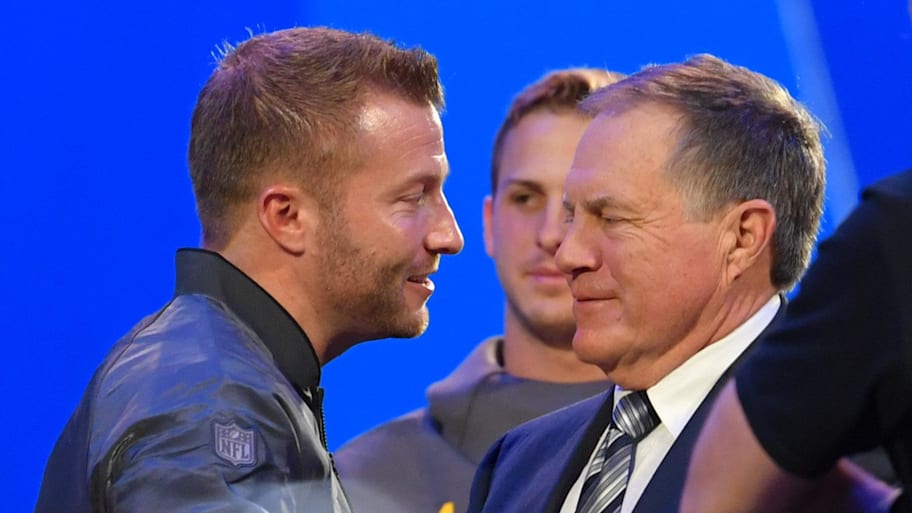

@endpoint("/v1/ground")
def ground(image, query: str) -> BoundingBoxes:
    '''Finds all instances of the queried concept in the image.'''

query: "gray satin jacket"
[335,338,608,513]
[35,249,351,513]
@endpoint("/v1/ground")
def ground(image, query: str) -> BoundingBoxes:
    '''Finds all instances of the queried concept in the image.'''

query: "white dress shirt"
[559,295,781,513]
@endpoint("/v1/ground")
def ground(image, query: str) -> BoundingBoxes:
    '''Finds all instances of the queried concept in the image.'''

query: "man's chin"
[571,330,618,367]
[383,308,430,339]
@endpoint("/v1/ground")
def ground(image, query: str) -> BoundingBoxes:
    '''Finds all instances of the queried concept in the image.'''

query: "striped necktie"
[575,391,660,513]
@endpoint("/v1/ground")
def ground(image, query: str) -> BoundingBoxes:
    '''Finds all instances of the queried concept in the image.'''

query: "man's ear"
[482,195,495,258]
[256,184,318,255]
[724,199,776,282]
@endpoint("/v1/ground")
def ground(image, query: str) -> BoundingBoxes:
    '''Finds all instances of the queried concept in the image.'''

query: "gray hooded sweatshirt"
[334,337,609,513]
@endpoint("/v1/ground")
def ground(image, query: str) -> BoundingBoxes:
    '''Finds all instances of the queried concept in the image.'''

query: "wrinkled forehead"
[565,104,684,196]
[578,103,681,156]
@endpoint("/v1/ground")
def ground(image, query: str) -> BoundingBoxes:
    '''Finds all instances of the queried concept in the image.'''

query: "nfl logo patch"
[213,421,257,466]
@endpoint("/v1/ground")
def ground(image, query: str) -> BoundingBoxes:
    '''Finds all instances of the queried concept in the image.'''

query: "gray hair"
[581,54,826,289]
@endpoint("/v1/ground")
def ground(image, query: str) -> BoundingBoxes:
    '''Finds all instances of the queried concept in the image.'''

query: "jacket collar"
[173,248,321,391]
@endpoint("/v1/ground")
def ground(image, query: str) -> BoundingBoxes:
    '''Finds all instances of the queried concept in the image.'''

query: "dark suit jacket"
[466,304,787,513]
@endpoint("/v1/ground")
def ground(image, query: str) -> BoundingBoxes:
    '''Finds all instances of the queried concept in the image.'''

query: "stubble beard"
[317,216,428,342]
[505,294,576,348]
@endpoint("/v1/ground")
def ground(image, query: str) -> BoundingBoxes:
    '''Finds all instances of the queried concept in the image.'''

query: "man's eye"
[403,192,426,204]
[561,202,574,224]
[510,191,546,209]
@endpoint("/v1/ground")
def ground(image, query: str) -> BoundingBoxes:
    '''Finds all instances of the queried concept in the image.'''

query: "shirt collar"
[173,248,321,391]
[641,294,782,437]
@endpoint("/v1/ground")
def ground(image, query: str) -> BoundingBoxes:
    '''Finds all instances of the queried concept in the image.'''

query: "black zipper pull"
[311,387,329,450]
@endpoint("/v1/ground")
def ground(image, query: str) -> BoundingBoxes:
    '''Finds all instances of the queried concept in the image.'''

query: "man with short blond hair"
[35,27,463,513]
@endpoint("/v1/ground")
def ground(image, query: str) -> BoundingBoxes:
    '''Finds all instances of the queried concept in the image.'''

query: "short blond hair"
[490,68,625,196]
[188,27,444,247]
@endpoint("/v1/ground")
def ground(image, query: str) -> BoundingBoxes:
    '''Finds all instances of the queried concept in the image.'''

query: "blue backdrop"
[4,1,911,510]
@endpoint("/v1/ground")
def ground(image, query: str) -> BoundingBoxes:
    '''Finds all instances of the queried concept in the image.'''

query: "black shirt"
[737,170,912,508]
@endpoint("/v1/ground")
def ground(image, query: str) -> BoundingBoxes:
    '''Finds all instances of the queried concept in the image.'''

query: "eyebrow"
[563,195,631,214]
[500,178,545,194]
[420,158,450,183]
[397,164,449,195]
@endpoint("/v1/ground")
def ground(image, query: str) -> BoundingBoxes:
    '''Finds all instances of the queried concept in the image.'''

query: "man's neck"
[609,287,780,390]
[217,241,336,365]
[501,312,608,383]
